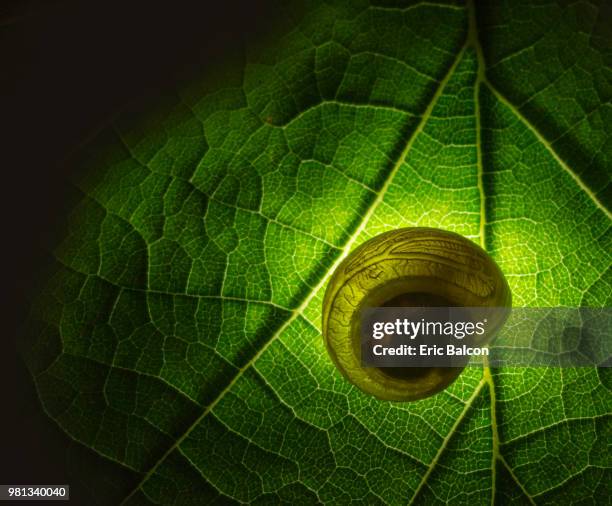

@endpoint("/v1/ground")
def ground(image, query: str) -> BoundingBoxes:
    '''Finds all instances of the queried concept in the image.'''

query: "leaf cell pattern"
[23,0,611,504]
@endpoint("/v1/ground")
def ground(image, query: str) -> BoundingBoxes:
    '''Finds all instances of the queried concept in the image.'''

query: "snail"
[322,227,511,401]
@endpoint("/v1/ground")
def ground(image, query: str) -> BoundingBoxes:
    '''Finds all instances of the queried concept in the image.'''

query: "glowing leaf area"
[24,1,611,504]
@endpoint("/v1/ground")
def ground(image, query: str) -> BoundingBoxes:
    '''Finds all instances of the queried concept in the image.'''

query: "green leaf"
[23,0,611,504]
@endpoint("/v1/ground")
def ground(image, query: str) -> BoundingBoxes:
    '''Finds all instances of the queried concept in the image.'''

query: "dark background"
[1,0,273,493]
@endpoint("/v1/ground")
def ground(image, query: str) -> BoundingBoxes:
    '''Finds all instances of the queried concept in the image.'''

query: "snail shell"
[322,227,511,401]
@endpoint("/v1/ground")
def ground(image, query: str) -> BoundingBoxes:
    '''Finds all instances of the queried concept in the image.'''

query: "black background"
[1,0,273,494]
